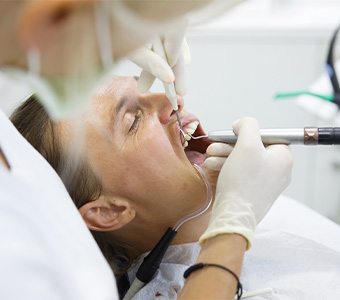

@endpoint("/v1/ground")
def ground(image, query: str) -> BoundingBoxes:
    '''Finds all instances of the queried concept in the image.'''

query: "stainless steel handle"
[208,128,305,145]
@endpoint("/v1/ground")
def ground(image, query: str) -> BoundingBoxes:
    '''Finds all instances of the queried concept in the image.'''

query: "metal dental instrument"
[177,114,186,146]
[188,127,340,145]
[151,37,185,144]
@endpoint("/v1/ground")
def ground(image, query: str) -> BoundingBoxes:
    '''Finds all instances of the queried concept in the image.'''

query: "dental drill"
[190,127,340,145]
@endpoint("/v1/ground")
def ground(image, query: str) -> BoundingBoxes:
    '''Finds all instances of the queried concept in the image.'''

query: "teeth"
[183,121,199,141]
[182,120,199,148]
[184,133,191,141]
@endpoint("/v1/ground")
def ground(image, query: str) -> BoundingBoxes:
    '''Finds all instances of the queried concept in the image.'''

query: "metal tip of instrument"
[175,111,182,129]
[175,111,186,146]
[188,134,208,140]
[174,111,208,145]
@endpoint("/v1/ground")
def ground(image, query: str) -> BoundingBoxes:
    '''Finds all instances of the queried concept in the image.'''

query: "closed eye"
[129,110,142,134]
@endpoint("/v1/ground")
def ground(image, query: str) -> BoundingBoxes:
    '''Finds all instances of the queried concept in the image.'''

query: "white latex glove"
[129,19,190,96]
[204,143,234,171]
[199,117,293,249]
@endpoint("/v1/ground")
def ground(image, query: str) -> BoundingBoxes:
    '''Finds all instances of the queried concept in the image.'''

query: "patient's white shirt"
[128,227,340,299]
[0,109,118,300]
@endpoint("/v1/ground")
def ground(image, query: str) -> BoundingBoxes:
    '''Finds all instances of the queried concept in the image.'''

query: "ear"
[78,196,136,232]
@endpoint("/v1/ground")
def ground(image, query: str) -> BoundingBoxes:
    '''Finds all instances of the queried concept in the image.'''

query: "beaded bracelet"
[183,263,243,300]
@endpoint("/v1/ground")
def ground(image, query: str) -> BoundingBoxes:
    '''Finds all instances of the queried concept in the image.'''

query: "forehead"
[85,76,138,127]
[59,76,138,151]
[94,76,138,104]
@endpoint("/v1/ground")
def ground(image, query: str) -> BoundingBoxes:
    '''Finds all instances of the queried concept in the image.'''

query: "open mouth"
[181,120,212,166]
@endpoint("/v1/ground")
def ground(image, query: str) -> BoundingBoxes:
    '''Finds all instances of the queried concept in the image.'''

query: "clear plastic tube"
[123,164,213,300]
[173,164,213,231]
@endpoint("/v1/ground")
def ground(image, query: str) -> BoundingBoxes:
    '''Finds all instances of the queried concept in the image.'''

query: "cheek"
[127,132,175,177]
[114,131,180,195]
[86,123,174,189]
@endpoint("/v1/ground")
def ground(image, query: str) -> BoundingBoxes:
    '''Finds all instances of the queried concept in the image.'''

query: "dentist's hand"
[129,19,190,96]
[204,143,234,171]
[200,117,293,249]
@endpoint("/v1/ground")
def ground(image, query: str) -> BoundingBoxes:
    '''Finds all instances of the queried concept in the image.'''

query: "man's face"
[62,76,211,228]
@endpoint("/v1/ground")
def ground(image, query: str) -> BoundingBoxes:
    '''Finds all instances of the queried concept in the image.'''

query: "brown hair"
[10,95,130,276]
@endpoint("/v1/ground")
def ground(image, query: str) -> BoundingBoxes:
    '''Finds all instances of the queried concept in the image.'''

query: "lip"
[181,112,211,153]
[180,111,200,128]
[168,111,207,167]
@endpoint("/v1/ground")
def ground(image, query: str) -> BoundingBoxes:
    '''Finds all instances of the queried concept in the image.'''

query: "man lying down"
[11,76,340,299]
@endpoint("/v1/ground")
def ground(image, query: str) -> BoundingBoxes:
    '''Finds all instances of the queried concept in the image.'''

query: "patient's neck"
[114,209,211,258]
[172,210,211,244]
[113,169,217,257]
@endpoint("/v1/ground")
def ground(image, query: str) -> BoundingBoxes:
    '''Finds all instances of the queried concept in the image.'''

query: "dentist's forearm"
[178,234,246,300]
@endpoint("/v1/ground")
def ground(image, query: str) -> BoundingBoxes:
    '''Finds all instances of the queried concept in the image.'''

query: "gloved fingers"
[162,18,188,66]
[172,53,186,95]
[137,70,156,93]
[203,156,227,171]
[232,117,264,150]
[129,47,175,84]
[266,144,294,172]
[138,56,186,95]
[206,142,234,157]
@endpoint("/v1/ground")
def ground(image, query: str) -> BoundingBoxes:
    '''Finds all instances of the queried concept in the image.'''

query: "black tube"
[326,25,340,98]
[318,127,340,144]
[135,227,177,283]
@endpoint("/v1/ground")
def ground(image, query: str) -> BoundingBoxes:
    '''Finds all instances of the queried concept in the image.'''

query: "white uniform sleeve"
[0,110,118,300]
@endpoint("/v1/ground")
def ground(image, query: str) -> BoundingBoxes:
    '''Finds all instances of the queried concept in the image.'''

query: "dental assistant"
[0,1,292,300]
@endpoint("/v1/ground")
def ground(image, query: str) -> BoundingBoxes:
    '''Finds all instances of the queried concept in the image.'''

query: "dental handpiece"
[206,127,340,145]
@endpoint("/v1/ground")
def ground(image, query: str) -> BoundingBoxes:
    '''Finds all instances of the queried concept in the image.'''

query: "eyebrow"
[108,78,139,130]
[110,95,137,132]
[115,96,127,117]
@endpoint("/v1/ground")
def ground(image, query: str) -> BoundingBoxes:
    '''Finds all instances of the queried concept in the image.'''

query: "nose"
[144,93,184,125]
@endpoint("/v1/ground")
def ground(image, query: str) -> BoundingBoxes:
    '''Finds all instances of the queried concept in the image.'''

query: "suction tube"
[123,164,213,300]
[173,164,213,230]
